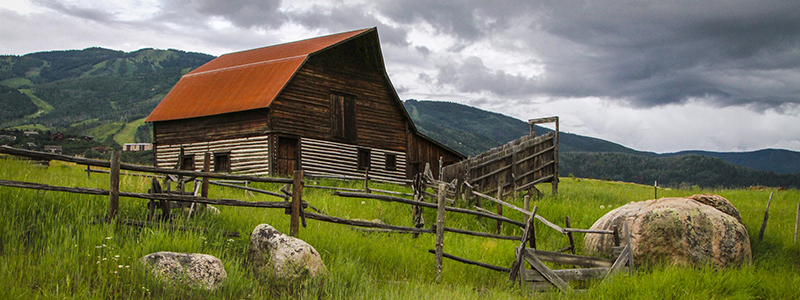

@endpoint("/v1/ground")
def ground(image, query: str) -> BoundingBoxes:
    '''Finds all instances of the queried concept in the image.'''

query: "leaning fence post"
[107,150,121,221]
[759,191,774,241]
[496,179,503,234]
[435,183,446,283]
[565,215,575,254]
[290,170,303,236]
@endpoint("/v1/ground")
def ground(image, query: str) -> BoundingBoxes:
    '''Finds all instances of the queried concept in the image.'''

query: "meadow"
[0,157,798,299]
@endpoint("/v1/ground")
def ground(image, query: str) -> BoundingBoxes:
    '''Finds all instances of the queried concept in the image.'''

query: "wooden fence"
[0,145,630,292]
[442,127,558,200]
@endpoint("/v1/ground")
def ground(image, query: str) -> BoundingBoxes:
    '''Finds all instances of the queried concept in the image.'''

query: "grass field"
[0,157,798,299]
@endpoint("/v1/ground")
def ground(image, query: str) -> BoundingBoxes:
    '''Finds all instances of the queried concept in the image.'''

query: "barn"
[145,28,464,182]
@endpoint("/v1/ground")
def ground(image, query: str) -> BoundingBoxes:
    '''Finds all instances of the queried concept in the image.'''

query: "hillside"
[405,100,800,188]
[0,47,214,147]
[404,99,653,157]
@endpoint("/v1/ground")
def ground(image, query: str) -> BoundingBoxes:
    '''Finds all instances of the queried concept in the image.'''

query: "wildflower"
[227,239,234,242]
[600,205,605,209]
[105,236,113,240]
[118,265,123,268]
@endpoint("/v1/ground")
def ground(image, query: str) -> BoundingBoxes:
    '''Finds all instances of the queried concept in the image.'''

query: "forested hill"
[0,47,214,138]
[404,99,800,188]
[403,99,655,157]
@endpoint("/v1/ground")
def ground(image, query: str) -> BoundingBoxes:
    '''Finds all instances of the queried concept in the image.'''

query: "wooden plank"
[333,191,523,227]
[522,253,570,292]
[509,206,537,282]
[209,181,287,199]
[625,221,634,274]
[516,175,555,192]
[442,226,521,241]
[467,183,532,217]
[514,145,555,166]
[0,179,295,209]
[564,228,615,234]
[528,116,559,124]
[605,245,630,279]
[523,248,613,268]
[426,250,510,273]
[525,267,609,282]
[303,212,432,234]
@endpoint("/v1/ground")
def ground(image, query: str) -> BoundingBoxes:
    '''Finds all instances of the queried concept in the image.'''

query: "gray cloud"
[435,56,539,96]
[288,5,409,46]
[158,0,285,29]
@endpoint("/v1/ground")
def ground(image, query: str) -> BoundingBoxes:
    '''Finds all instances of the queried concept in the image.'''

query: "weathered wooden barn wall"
[155,135,271,175]
[268,32,408,153]
[442,132,557,195]
[301,138,407,182]
[153,109,268,145]
[408,133,464,180]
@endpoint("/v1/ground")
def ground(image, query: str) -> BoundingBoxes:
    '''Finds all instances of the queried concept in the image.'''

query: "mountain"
[662,149,800,175]
[403,99,655,157]
[0,47,214,149]
[405,99,800,188]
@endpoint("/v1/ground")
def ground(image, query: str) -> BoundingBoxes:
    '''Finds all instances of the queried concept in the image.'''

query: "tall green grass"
[0,158,798,299]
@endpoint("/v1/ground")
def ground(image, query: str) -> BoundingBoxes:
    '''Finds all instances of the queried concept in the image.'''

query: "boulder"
[584,194,751,268]
[139,252,227,290]
[249,224,328,281]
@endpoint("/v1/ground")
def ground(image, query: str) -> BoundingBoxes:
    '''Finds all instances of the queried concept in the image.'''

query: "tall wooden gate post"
[107,150,121,221]
[435,183,446,283]
[290,170,304,236]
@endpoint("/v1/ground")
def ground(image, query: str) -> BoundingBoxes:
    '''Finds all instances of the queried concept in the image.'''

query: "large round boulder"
[139,252,227,290]
[584,194,751,268]
[249,224,328,281]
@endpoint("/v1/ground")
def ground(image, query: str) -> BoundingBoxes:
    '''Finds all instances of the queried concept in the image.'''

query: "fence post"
[524,194,530,211]
[795,203,799,245]
[107,150,121,221]
[565,215,575,254]
[759,191,774,241]
[202,152,210,198]
[290,170,303,236]
[435,183,446,283]
[364,167,370,193]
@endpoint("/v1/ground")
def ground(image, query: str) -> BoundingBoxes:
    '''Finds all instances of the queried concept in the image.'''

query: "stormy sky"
[2,0,800,153]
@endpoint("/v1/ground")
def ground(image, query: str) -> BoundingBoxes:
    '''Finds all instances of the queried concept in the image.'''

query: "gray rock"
[584,194,751,268]
[139,252,227,290]
[249,224,328,281]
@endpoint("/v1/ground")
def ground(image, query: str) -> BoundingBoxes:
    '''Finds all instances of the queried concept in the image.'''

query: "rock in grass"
[249,224,328,282]
[139,252,227,290]
[584,194,752,268]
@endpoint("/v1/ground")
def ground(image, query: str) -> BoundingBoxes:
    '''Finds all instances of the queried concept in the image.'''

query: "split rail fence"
[0,145,632,292]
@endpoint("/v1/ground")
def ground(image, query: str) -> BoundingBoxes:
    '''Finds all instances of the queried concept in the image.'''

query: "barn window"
[214,153,231,173]
[331,93,356,142]
[181,155,195,171]
[385,153,396,171]
[357,148,371,171]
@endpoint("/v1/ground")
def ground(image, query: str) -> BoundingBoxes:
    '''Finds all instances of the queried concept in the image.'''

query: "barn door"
[275,137,299,176]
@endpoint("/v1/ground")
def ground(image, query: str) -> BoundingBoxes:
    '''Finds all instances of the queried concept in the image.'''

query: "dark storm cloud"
[288,5,409,46]
[530,1,800,109]
[379,0,800,110]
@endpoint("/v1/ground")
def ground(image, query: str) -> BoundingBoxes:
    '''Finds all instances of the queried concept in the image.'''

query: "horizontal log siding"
[269,33,408,152]
[153,109,268,145]
[301,138,407,183]
[155,135,270,176]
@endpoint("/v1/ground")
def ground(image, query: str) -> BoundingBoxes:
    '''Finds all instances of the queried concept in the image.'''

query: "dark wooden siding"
[268,32,408,152]
[153,109,269,145]
[408,132,463,179]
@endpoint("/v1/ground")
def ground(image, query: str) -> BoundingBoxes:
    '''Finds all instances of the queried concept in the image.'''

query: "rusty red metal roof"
[146,28,372,122]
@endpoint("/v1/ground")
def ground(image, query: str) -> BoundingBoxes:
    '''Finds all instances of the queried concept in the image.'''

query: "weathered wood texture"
[426,249,510,273]
[407,133,464,180]
[156,135,270,175]
[301,138,407,182]
[153,109,269,145]
[443,132,557,197]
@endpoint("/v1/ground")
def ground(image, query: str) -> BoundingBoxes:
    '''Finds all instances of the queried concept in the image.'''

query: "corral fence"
[0,144,631,292]
[442,116,560,201]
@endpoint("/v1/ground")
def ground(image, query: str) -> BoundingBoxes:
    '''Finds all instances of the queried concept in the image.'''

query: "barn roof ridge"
[184,54,309,77]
